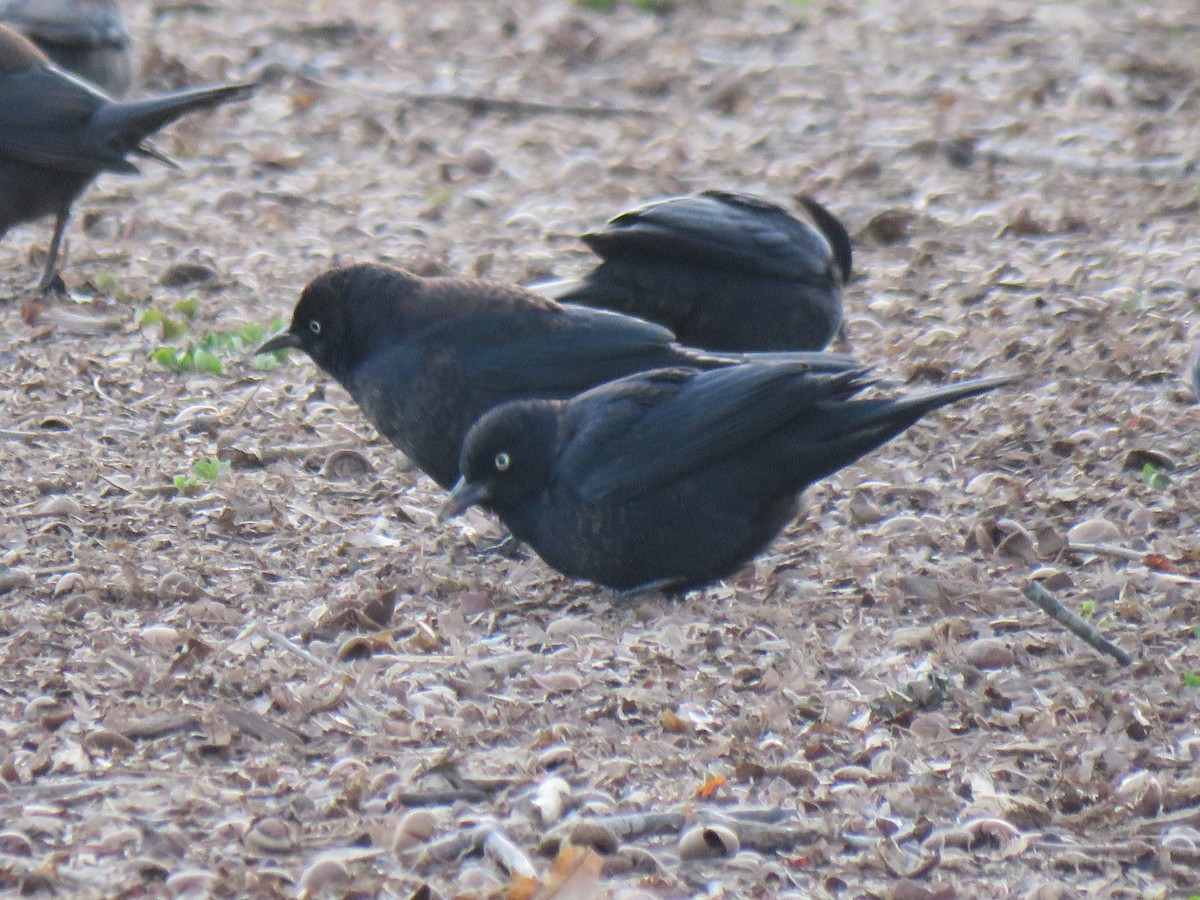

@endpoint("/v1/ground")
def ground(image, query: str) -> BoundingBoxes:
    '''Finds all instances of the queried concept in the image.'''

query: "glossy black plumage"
[443,364,1009,592]
[534,190,852,352]
[0,0,131,96]
[0,23,252,291]
[257,263,861,490]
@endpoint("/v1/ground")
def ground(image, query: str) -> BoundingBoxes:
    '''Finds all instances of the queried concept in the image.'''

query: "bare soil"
[1,1,1198,896]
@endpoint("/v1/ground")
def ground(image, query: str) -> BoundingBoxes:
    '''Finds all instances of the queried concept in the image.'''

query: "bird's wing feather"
[581,192,835,283]
[571,364,872,502]
[0,64,128,171]
[417,305,689,398]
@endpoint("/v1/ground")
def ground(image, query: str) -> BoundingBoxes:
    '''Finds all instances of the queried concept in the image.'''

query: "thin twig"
[1066,543,1200,584]
[401,90,654,119]
[255,624,350,679]
[1030,837,1156,861]
[1066,542,1148,563]
[1022,581,1133,666]
[981,147,1197,180]
[231,623,405,729]
[587,811,685,840]
[417,824,490,865]
[1114,803,1200,834]
[566,806,815,848]
[702,813,822,851]
[391,788,495,807]
[863,140,1198,180]
[705,807,798,825]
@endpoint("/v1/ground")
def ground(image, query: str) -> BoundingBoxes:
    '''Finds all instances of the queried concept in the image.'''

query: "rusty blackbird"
[533,190,851,352]
[442,364,1009,592]
[0,23,252,293]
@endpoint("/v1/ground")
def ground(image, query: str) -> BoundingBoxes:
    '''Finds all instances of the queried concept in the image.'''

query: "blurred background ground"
[1,0,1198,896]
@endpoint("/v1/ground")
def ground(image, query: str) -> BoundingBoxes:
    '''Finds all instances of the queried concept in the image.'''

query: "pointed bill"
[439,478,491,522]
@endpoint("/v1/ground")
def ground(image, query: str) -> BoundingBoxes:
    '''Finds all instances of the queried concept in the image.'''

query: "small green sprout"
[151,317,287,375]
[174,456,230,495]
[173,297,201,320]
[1142,463,1169,490]
[160,316,189,341]
[151,345,223,375]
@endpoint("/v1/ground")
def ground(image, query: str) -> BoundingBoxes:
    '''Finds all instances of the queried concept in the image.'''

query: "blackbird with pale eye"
[256,263,861,491]
[441,363,1010,593]
[0,0,131,96]
[533,190,852,353]
[0,23,252,293]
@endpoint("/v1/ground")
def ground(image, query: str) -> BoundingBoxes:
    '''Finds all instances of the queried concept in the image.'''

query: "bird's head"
[255,264,425,384]
[440,401,560,521]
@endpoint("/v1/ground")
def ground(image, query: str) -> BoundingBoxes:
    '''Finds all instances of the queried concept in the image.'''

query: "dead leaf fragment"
[999,208,1049,237]
[679,824,739,860]
[866,208,915,244]
[963,638,1015,669]
[1066,518,1122,545]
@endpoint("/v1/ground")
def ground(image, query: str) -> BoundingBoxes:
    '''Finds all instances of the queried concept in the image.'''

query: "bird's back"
[552,191,847,352]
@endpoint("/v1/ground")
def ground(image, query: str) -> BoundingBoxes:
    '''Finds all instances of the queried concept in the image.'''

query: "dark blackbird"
[1191,341,1200,402]
[0,23,252,292]
[0,0,131,96]
[256,263,860,490]
[533,190,852,353]
[442,364,1010,592]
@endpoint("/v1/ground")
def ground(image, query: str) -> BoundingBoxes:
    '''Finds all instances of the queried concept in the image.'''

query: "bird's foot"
[35,272,69,297]
[3,273,69,305]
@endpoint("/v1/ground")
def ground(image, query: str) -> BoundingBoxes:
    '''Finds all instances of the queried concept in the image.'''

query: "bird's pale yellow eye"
[494,451,511,472]
[309,319,321,334]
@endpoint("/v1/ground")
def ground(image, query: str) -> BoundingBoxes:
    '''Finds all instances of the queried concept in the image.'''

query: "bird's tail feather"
[844,375,1013,431]
[96,81,255,164]
[796,195,853,283]
[699,348,862,373]
[790,374,1013,486]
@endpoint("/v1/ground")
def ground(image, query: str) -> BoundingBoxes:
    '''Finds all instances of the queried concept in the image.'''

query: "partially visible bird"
[442,363,1010,592]
[1190,341,1200,402]
[256,263,861,491]
[0,0,131,96]
[0,23,252,293]
[533,190,852,353]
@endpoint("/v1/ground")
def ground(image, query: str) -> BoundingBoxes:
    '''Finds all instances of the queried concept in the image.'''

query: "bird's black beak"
[439,478,490,522]
[255,331,302,356]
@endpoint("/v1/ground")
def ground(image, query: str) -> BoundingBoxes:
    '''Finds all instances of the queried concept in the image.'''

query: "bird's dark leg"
[33,206,71,295]
[833,320,851,351]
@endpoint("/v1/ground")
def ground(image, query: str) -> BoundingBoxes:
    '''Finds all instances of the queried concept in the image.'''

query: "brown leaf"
[696,774,726,799]
[1000,208,1049,237]
[536,846,604,899]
